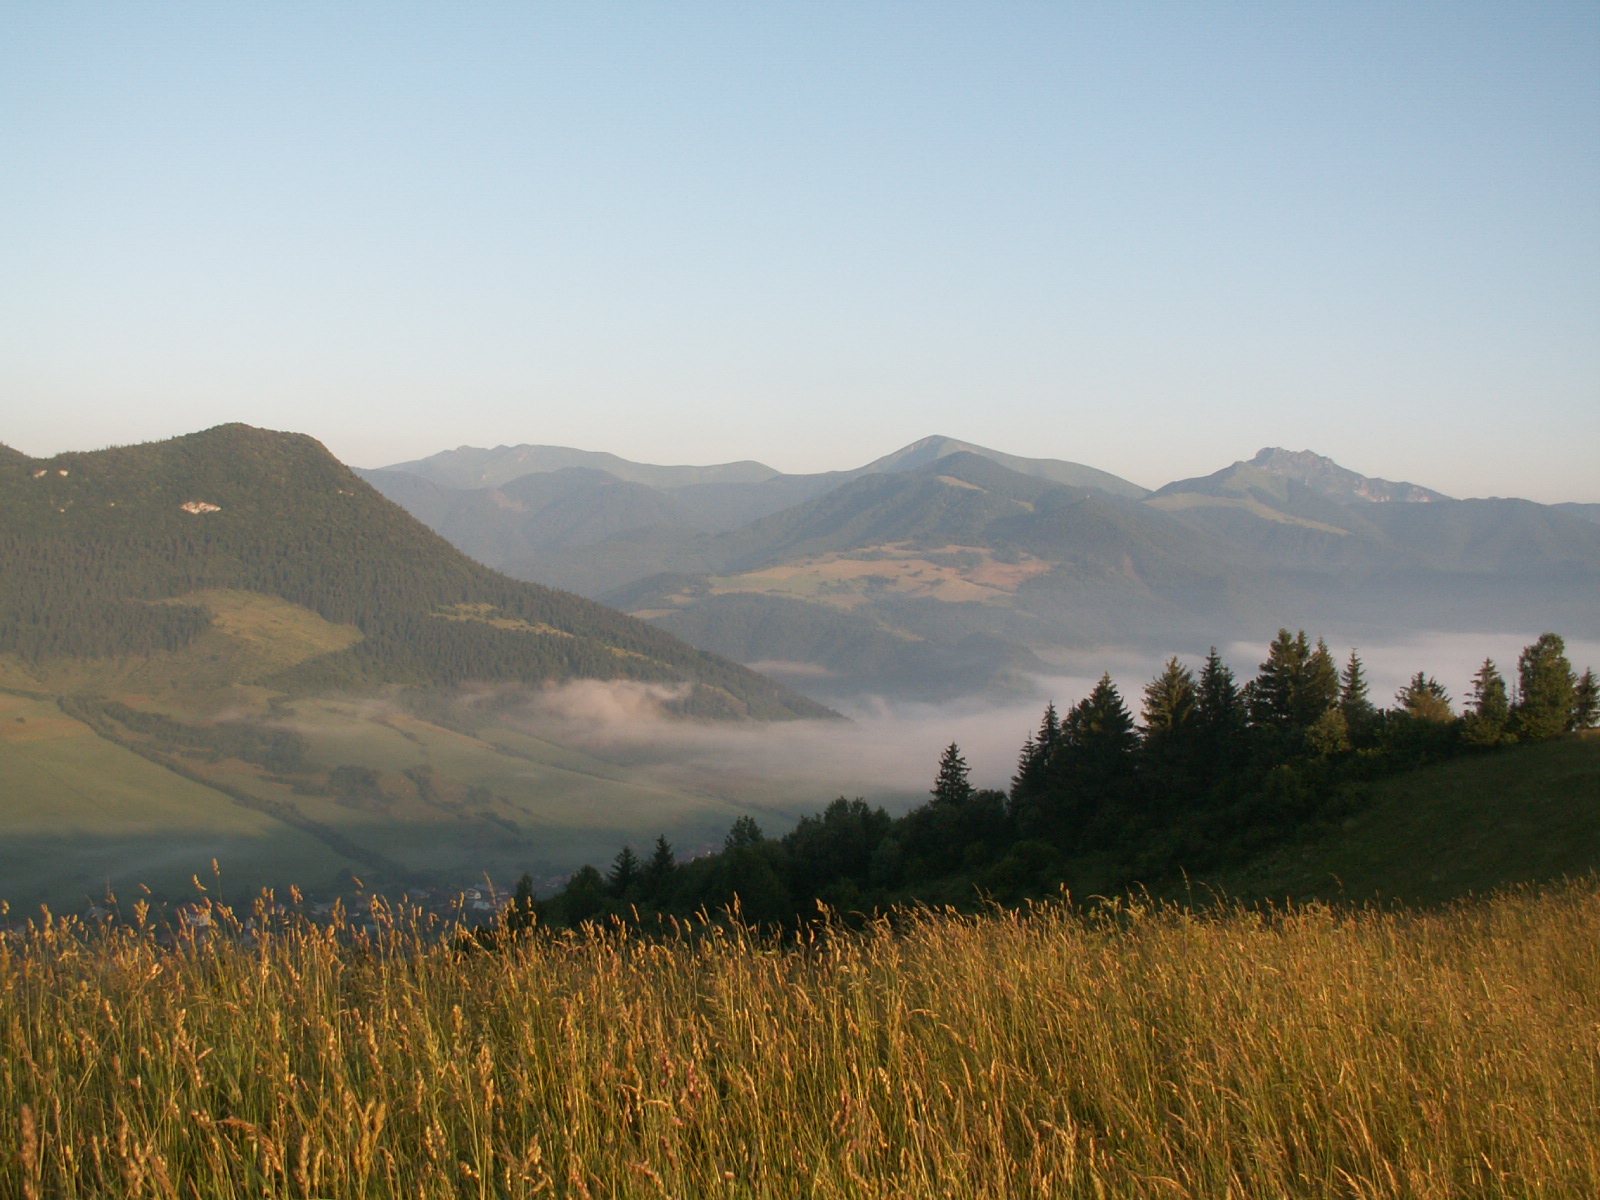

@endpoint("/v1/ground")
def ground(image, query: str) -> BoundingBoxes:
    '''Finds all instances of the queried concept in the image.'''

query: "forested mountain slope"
[359,466,708,569]
[0,424,829,719]
[360,434,1147,568]
[600,453,1265,699]
[849,435,1148,497]
[1555,502,1600,526]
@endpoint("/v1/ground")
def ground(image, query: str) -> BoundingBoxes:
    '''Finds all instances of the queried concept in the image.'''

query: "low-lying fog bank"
[502,630,1600,813]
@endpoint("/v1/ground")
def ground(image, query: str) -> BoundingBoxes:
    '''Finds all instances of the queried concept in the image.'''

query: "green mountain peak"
[0,424,833,719]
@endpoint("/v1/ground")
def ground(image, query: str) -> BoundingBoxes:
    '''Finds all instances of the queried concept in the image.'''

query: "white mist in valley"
[494,631,1599,836]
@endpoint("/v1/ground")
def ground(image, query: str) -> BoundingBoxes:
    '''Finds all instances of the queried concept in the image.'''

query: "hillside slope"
[0,425,849,906]
[851,435,1148,497]
[382,443,782,490]
[0,424,829,719]
[362,433,1148,574]
[1149,449,1600,632]
[1150,448,1600,579]
[1207,735,1600,906]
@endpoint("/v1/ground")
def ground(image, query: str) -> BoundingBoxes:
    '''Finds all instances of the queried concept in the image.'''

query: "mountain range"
[5,422,1596,907]
[362,439,1600,701]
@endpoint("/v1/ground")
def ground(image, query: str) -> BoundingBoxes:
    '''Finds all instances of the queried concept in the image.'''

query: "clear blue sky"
[3,2,1596,500]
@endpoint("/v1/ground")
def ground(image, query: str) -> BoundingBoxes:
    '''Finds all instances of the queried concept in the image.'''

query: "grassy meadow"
[1207,733,1600,906]
[3,881,1596,1198]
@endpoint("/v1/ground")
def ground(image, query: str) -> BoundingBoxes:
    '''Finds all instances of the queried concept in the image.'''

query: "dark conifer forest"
[0,425,830,718]
[534,630,1599,928]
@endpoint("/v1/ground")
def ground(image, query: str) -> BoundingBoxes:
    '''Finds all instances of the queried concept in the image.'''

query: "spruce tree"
[1013,675,1138,848]
[1054,675,1138,804]
[1011,703,1059,799]
[1339,650,1376,733]
[724,815,765,850]
[1247,630,1338,739]
[1140,657,1201,812]
[1396,672,1453,723]
[1194,647,1247,780]
[1248,630,1308,730]
[558,866,608,924]
[1141,658,1197,737]
[1069,675,1139,757]
[1574,668,1599,731]
[1513,633,1576,741]
[1463,658,1510,745]
[932,742,975,807]
[1247,629,1304,731]
[607,845,641,896]
[643,835,677,899]
[1305,639,1341,724]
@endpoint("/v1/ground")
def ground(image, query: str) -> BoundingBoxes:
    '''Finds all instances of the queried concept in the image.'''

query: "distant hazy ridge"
[364,438,1600,701]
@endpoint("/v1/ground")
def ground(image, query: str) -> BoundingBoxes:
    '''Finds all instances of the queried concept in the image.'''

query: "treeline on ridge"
[528,630,1599,928]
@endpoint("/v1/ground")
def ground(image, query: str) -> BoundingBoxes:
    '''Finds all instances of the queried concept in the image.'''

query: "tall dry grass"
[1,884,1596,1199]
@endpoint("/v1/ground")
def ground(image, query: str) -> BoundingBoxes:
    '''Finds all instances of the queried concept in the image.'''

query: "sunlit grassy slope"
[5,882,1597,1197]
[1206,734,1600,906]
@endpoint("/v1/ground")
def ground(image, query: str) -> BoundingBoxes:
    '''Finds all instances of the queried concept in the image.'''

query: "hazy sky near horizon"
[3,3,1597,500]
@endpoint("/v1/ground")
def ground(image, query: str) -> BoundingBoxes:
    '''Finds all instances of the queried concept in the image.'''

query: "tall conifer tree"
[1248,629,1307,731]
[1574,668,1599,731]
[1011,703,1059,799]
[1193,647,1247,780]
[1247,630,1340,741]
[607,845,641,897]
[1464,658,1510,745]
[932,743,975,807]
[1140,657,1201,812]
[643,835,677,899]
[1339,650,1375,731]
[1305,639,1341,724]
[1396,673,1453,723]
[1142,658,1198,737]
[1513,633,1576,740]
